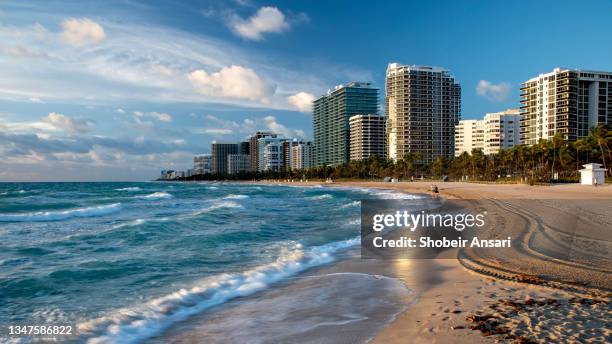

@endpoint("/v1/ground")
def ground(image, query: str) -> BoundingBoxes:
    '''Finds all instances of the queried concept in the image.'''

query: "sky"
[1,0,611,181]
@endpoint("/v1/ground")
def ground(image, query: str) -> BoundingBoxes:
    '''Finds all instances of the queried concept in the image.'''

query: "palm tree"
[574,139,587,172]
[431,157,446,178]
[470,148,485,180]
[551,133,565,180]
[590,124,611,176]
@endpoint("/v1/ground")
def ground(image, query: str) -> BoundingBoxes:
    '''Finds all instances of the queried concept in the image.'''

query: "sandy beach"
[332,181,611,343]
[233,181,610,343]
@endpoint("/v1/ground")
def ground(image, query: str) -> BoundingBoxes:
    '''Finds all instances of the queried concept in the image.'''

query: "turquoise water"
[0,182,413,343]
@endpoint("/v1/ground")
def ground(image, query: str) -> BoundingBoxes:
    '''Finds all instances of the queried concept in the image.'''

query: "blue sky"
[1,0,611,181]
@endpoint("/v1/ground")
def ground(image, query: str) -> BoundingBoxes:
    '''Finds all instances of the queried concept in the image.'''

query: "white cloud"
[0,113,89,134]
[188,65,274,101]
[0,119,57,132]
[29,97,43,103]
[287,92,315,113]
[0,18,362,110]
[263,115,304,138]
[203,128,233,135]
[0,132,206,181]
[476,80,511,101]
[116,108,125,114]
[44,112,90,133]
[196,114,304,138]
[61,18,106,46]
[0,46,49,59]
[149,112,172,122]
[132,111,172,122]
[228,6,289,41]
[151,64,175,77]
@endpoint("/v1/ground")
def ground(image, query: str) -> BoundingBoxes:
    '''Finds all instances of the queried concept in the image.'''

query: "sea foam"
[77,237,359,344]
[0,203,122,222]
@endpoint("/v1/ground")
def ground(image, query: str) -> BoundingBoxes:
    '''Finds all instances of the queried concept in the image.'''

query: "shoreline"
[248,180,611,343]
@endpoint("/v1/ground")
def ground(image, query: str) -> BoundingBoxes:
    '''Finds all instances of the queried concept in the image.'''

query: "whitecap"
[340,201,360,209]
[136,192,173,200]
[186,201,245,218]
[115,187,141,192]
[0,203,122,222]
[223,194,249,200]
[77,237,359,344]
[307,194,333,200]
[112,218,147,229]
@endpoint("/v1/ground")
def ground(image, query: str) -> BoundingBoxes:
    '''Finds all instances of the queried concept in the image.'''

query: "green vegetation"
[183,124,611,184]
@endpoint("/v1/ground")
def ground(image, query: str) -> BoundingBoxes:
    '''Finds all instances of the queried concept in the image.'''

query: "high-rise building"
[455,109,521,156]
[258,136,286,172]
[193,155,212,175]
[211,143,237,174]
[238,141,250,155]
[249,132,276,172]
[349,114,387,161]
[291,142,314,170]
[313,82,379,167]
[227,154,251,174]
[521,68,612,144]
[455,120,485,156]
[386,63,461,164]
[483,109,521,155]
[283,139,306,170]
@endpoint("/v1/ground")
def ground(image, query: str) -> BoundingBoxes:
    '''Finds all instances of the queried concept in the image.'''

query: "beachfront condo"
[521,68,612,145]
[349,114,387,161]
[227,154,251,174]
[193,155,211,175]
[385,63,461,164]
[290,142,314,170]
[313,82,379,167]
[455,109,521,156]
[282,139,307,171]
[483,109,521,155]
[455,119,485,156]
[211,143,238,175]
[249,132,277,172]
[257,136,287,172]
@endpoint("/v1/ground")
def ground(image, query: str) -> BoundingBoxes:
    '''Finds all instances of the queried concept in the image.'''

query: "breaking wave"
[307,194,333,200]
[136,192,173,200]
[223,194,249,200]
[76,237,359,344]
[0,203,122,222]
[115,187,141,192]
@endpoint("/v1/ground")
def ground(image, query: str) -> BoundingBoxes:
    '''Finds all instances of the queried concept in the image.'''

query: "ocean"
[0,182,417,343]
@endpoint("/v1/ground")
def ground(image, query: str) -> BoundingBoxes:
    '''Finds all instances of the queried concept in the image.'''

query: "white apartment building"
[521,68,612,144]
[258,136,286,172]
[455,109,521,156]
[483,109,521,155]
[290,142,314,170]
[227,154,250,174]
[454,119,484,156]
[193,155,211,175]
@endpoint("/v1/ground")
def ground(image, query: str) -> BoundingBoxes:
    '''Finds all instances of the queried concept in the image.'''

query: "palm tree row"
[182,124,610,183]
